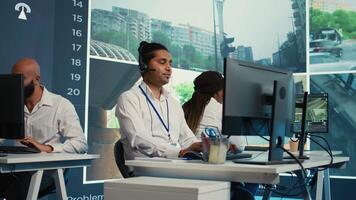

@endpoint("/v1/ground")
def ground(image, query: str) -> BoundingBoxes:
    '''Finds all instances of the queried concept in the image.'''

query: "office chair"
[114,140,134,178]
[231,182,256,200]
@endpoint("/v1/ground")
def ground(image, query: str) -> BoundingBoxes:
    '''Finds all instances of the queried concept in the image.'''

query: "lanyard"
[139,85,170,138]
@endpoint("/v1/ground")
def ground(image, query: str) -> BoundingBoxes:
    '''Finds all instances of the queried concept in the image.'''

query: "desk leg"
[53,168,68,200]
[295,171,312,200]
[27,170,43,200]
[323,169,331,200]
[315,170,324,200]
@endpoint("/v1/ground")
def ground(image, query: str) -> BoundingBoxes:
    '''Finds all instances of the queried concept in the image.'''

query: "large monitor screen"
[222,58,295,137]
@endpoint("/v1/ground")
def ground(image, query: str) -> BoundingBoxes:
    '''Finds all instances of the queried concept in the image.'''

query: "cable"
[246,120,270,148]
[265,172,310,198]
[258,134,270,142]
[275,178,301,198]
[247,119,269,138]
[308,134,334,171]
[280,146,307,180]
[273,170,317,199]
[276,146,310,198]
[309,134,332,156]
[244,136,249,146]
[273,134,333,198]
[309,134,332,154]
[253,133,311,198]
[248,120,311,198]
[243,151,266,160]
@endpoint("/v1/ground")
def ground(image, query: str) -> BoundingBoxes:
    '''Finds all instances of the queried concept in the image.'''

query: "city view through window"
[90,0,306,72]
[86,0,356,181]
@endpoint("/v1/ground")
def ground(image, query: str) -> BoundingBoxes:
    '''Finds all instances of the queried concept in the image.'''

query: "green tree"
[310,8,356,39]
[152,31,171,50]
[182,45,196,62]
[150,31,212,70]
[181,45,210,70]
[204,56,216,71]
[173,82,194,105]
[310,8,333,34]
[170,43,182,68]
[107,108,120,129]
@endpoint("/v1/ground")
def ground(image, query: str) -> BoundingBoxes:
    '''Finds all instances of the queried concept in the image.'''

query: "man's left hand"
[229,143,238,153]
[20,137,53,153]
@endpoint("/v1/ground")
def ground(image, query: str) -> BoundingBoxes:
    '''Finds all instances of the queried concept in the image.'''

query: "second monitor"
[294,93,328,134]
[0,74,25,139]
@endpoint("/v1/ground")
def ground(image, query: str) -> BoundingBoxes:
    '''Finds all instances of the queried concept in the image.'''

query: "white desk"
[0,153,99,200]
[105,176,230,200]
[126,151,349,200]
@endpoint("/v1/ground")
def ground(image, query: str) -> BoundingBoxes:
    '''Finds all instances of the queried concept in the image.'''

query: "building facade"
[232,45,254,62]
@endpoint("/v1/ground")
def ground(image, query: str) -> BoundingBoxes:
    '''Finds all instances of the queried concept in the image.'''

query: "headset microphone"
[138,42,156,73]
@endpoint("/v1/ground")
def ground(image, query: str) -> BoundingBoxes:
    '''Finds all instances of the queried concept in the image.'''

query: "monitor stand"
[284,91,310,160]
[234,81,299,165]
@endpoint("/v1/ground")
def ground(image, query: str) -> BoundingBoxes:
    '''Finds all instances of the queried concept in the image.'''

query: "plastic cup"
[202,137,229,164]
[289,140,299,152]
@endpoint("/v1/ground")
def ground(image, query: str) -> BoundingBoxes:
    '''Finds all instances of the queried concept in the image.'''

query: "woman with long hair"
[183,71,258,199]
[183,70,224,136]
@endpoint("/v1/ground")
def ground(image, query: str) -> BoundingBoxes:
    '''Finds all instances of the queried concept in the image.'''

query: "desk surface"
[0,153,100,173]
[0,153,100,164]
[126,152,349,184]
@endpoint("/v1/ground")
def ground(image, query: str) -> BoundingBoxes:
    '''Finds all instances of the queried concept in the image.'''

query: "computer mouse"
[182,151,203,160]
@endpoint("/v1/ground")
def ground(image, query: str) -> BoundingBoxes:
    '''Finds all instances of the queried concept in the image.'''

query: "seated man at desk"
[116,41,202,160]
[0,57,88,200]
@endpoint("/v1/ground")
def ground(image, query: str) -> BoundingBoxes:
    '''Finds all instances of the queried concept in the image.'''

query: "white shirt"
[195,98,223,136]
[195,97,247,150]
[22,87,87,153]
[116,81,197,159]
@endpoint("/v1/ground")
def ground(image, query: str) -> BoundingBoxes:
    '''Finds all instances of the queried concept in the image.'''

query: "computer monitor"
[293,92,328,159]
[222,58,296,163]
[294,93,328,134]
[0,74,25,139]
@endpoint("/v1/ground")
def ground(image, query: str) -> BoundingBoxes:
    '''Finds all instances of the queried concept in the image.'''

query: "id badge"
[170,140,180,148]
[170,142,178,147]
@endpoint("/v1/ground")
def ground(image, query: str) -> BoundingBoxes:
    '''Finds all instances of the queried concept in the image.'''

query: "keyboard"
[0,146,40,154]
[226,152,252,160]
[182,151,252,160]
[244,146,269,151]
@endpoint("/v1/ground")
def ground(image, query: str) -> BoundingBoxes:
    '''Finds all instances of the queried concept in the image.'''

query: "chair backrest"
[233,184,255,200]
[114,140,134,178]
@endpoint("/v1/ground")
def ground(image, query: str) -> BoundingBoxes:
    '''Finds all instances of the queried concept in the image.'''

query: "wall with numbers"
[0,0,105,199]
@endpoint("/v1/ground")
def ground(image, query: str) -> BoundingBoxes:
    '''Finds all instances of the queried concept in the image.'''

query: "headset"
[138,53,148,73]
[138,43,155,74]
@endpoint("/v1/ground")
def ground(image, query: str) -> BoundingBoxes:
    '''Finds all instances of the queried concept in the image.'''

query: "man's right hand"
[179,142,202,157]
[20,137,53,153]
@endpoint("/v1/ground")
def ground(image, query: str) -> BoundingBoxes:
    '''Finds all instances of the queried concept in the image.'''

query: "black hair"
[183,71,224,133]
[138,41,168,74]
